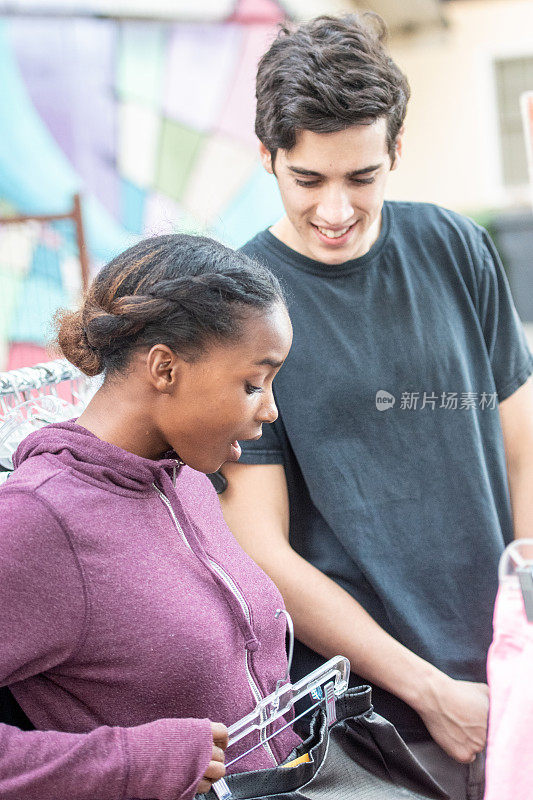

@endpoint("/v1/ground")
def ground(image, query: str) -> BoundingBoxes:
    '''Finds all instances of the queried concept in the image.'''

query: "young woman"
[0,234,298,800]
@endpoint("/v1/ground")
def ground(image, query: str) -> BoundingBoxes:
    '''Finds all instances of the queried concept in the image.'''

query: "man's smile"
[311,221,358,246]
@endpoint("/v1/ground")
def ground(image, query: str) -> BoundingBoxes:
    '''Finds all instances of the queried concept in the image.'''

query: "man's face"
[260,118,401,265]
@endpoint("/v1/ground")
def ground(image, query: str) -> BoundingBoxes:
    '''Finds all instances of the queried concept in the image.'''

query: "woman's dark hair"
[255,13,410,163]
[56,234,285,377]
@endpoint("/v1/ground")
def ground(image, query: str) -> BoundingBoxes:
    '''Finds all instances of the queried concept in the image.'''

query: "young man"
[219,14,533,800]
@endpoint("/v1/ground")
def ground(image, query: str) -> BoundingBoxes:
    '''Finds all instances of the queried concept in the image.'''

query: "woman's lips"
[227,440,242,462]
[226,431,262,462]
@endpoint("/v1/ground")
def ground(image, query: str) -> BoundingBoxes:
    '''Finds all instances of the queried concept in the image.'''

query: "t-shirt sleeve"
[238,418,285,465]
[476,230,533,401]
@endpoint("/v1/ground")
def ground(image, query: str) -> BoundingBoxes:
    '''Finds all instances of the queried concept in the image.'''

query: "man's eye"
[246,383,263,395]
[295,180,320,187]
[351,177,375,185]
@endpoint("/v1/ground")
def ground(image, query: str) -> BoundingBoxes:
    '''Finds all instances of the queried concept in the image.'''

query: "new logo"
[375,390,396,411]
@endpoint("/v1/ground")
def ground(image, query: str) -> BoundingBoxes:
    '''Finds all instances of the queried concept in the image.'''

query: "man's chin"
[304,224,364,265]
[310,242,361,265]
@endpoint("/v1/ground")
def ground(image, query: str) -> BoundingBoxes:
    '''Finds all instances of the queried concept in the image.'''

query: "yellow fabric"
[280,752,310,769]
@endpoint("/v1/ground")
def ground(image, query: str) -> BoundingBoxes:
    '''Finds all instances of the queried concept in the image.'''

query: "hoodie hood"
[13,420,181,494]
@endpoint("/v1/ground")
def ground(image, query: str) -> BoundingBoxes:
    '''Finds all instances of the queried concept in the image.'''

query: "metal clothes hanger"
[0,359,97,470]
[0,359,82,399]
[0,396,76,469]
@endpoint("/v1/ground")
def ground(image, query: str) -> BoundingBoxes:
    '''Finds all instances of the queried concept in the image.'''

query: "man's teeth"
[317,226,351,239]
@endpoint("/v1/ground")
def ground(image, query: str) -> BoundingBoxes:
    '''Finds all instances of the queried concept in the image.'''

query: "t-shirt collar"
[260,202,391,277]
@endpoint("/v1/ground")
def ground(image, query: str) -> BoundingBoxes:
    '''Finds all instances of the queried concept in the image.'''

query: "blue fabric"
[121,180,146,234]
[0,23,131,262]
[214,166,284,248]
[28,244,63,286]
[239,201,533,740]
[8,275,68,344]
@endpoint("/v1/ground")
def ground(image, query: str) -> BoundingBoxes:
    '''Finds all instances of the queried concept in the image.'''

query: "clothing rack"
[0,359,95,482]
[0,359,82,398]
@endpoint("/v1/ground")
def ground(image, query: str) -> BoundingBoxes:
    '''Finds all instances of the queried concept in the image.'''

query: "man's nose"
[316,187,353,225]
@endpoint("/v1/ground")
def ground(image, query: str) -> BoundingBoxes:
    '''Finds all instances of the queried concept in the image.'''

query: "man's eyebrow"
[347,163,382,177]
[288,166,323,177]
[288,164,382,178]
[254,358,284,368]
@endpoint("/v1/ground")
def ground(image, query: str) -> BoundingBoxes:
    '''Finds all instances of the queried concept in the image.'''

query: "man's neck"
[269,217,303,252]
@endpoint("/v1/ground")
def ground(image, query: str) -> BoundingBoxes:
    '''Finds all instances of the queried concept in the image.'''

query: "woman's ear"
[146,345,181,394]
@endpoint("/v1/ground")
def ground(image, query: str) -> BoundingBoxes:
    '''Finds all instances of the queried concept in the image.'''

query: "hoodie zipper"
[154,484,193,551]
[153,483,277,765]
[207,557,277,763]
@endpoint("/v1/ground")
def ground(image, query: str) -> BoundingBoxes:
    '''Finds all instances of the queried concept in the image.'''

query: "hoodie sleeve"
[0,490,214,799]
[0,717,214,800]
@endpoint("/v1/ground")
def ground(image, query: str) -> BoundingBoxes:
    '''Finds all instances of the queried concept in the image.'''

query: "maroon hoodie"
[0,421,300,800]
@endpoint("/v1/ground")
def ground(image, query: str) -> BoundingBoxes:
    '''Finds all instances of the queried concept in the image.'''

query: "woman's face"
[155,302,293,474]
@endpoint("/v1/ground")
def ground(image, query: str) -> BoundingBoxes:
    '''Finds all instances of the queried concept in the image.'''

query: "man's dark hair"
[56,234,285,377]
[255,13,410,163]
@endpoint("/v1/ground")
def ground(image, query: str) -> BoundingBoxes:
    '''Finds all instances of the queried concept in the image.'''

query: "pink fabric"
[6,341,49,370]
[485,584,533,800]
[230,0,285,24]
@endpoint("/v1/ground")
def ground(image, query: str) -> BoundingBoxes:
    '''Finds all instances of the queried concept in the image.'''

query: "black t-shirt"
[239,200,533,741]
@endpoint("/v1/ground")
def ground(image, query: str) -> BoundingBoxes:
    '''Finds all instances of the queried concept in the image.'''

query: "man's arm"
[499,376,533,539]
[220,462,488,763]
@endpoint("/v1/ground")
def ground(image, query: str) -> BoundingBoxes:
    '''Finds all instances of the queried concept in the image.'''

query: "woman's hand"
[195,722,229,795]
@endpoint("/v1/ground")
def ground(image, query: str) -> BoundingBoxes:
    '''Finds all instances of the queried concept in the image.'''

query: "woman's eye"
[245,383,263,395]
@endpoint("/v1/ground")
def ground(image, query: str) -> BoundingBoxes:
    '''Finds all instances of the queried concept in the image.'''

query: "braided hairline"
[56,233,284,376]
[144,272,270,304]
[90,279,258,318]
[82,272,269,348]
[83,297,169,345]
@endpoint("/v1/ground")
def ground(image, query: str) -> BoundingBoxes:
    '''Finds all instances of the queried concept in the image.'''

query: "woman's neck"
[76,380,168,460]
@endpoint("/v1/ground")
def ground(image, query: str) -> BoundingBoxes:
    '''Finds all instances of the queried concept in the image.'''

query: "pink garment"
[485,583,533,800]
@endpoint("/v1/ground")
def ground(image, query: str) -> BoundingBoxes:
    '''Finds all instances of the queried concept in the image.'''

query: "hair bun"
[55,308,103,376]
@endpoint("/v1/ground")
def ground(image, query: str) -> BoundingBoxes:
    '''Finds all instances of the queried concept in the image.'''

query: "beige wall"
[385,0,533,214]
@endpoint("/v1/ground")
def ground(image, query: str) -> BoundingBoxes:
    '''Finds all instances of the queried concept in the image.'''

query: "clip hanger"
[517,568,533,622]
[499,539,533,623]
[0,358,82,398]
[227,607,350,752]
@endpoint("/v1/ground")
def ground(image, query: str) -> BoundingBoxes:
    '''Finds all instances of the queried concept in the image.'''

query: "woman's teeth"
[317,225,351,239]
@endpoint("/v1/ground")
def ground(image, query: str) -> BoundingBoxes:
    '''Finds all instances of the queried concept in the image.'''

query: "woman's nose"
[258,390,278,424]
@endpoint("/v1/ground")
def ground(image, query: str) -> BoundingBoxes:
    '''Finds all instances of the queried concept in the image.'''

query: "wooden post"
[72,193,90,292]
[0,195,90,293]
